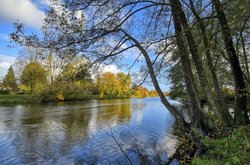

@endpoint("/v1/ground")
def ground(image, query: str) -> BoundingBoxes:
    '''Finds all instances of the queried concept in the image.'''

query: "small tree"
[2,66,17,92]
[21,62,47,93]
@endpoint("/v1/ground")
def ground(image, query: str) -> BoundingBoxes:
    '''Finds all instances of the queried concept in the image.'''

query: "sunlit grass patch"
[192,126,250,165]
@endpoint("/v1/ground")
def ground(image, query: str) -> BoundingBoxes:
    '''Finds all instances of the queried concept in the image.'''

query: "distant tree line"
[0,49,158,102]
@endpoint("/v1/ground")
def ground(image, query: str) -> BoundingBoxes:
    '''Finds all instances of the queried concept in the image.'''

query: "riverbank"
[170,126,250,165]
[192,126,250,164]
[0,94,159,104]
[0,94,32,104]
[0,94,117,104]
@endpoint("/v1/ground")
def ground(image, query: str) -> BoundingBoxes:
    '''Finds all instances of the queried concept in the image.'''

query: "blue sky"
[0,0,170,91]
[0,0,47,78]
[0,0,129,77]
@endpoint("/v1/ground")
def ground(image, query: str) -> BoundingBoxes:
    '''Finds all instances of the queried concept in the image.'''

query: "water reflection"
[0,98,179,165]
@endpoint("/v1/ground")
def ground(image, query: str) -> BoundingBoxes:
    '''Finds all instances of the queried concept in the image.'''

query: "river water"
[0,97,180,165]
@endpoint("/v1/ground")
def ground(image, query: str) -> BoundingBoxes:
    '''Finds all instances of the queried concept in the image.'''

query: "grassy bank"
[0,94,101,104]
[0,94,32,104]
[0,94,133,104]
[192,126,250,165]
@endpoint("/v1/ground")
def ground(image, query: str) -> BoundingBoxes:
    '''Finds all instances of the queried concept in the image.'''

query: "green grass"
[192,126,250,165]
[0,94,130,104]
[0,94,32,104]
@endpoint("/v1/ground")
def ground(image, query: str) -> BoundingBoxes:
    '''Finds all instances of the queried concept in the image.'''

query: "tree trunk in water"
[174,0,233,126]
[170,0,208,132]
[188,0,233,126]
[212,0,249,125]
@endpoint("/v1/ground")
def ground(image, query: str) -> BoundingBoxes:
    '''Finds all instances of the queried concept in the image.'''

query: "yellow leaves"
[99,91,104,99]
[131,85,150,98]
[18,84,29,92]
[56,92,64,101]
[74,80,81,86]
[96,72,131,98]
[222,86,235,96]
[99,72,120,96]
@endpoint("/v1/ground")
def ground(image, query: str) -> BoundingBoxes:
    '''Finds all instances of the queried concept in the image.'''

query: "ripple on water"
[0,98,179,164]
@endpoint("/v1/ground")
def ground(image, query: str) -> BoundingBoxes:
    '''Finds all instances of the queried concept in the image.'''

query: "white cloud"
[102,64,121,74]
[0,0,45,28]
[0,54,16,79]
[0,33,9,41]
[89,64,122,80]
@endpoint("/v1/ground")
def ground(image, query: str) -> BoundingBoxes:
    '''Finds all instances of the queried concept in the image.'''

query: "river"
[0,97,180,165]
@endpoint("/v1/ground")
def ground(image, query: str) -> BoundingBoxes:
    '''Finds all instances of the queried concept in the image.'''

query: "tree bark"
[169,0,207,132]
[173,0,233,126]
[240,31,250,81]
[212,0,249,125]
[188,0,234,126]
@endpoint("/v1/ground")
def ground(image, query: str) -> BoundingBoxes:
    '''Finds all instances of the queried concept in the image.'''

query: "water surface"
[0,97,179,165]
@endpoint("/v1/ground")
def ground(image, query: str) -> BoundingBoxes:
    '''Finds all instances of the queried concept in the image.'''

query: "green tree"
[21,62,47,93]
[211,0,249,125]
[75,64,92,88]
[169,53,187,102]
[2,66,17,91]
[116,72,131,97]
[60,63,76,83]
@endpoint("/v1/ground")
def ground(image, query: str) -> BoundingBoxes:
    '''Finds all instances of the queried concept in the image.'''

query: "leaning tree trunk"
[212,0,249,125]
[173,0,233,126]
[119,29,190,132]
[188,0,233,125]
[170,0,208,132]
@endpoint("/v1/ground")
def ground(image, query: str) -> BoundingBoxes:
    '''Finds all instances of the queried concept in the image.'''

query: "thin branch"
[108,126,134,165]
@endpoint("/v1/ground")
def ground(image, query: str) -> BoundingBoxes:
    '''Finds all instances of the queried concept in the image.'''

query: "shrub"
[40,82,90,102]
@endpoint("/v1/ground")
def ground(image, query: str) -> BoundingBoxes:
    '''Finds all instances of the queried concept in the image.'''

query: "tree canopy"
[2,66,17,91]
[21,62,47,93]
